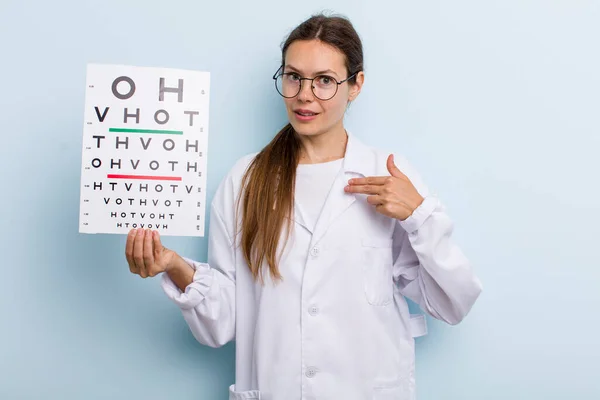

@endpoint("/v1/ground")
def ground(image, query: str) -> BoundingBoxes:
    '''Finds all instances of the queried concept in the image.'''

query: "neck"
[297,124,348,164]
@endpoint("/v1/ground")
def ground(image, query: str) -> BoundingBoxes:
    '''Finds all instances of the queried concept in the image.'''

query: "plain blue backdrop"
[1,0,598,399]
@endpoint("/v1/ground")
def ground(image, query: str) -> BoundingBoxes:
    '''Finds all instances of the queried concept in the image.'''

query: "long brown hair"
[237,13,364,283]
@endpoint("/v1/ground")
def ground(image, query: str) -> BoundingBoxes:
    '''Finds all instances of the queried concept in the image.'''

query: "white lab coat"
[161,132,482,400]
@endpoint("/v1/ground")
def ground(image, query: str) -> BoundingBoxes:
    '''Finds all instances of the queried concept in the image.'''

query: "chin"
[292,126,322,137]
[289,120,324,137]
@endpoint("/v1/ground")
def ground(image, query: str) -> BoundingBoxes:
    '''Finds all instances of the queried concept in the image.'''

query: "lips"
[294,109,319,117]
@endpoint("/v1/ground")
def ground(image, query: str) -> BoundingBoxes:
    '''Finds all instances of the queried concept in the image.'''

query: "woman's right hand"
[125,228,176,278]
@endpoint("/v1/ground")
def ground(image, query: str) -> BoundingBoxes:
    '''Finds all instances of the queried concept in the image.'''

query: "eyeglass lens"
[275,73,338,100]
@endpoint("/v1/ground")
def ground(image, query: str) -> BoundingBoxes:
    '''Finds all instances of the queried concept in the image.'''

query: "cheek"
[322,96,348,119]
[283,98,295,112]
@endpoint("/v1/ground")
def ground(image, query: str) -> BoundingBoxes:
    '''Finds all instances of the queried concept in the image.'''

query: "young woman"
[125,13,482,400]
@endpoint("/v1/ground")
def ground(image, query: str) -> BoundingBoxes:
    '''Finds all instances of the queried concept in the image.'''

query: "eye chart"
[79,64,210,237]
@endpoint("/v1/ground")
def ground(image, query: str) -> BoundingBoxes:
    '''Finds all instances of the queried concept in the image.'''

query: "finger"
[367,195,384,206]
[148,231,166,277]
[143,229,155,274]
[348,176,388,186]
[125,229,138,273]
[152,230,163,259]
[375,203,394,218]
[387,154,406,179]
[345,184,381,195]
[133,228,148,278]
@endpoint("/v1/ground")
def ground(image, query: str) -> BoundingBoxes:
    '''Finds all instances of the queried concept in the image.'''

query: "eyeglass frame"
[272,65,359,101]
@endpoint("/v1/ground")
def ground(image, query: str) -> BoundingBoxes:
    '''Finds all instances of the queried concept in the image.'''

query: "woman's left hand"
[344,154,424,221]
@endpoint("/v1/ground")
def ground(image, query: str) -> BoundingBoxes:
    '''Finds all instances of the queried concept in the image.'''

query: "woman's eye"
[318,76,333,85]
[287,73,300,81]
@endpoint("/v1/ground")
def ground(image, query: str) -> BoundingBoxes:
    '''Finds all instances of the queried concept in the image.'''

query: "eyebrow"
[284,65,340,77]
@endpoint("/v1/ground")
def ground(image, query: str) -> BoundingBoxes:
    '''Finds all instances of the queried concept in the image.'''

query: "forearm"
[396,197,482,324]
[161,255,236,348]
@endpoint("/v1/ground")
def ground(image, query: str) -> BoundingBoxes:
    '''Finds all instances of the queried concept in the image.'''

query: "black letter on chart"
[116,136,129,149]
[94,107,110,122]
[163,139,175,151]
[111,76,136,100]
[92,135,105,148]
[154,110,170,125]
[187,162,197,172]
[186,140,198,153]
[124,108,140,124]
[159,78,184,103]
[140,137,152,150]
[184,111,199,126]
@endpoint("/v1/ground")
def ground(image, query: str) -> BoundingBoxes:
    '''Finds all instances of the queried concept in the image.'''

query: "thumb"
[387,154,403,178]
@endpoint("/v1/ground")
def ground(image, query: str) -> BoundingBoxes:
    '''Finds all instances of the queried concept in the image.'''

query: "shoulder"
[222,151,259,184]
[231,152,259,177]
[211,151,259,215]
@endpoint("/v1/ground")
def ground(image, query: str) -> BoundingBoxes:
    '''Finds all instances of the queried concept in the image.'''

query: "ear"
[348,71,365,102]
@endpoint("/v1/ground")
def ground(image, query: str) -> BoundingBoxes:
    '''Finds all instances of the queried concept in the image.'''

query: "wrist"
[165,254,196,292]
[165,252,185,274]
[413,194,424,211]
[408,195,424,216]
[395,195,425,221]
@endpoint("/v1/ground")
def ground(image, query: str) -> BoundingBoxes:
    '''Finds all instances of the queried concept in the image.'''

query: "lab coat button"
[310,246,320,257]
[309,305,319,316]
[305,367,317,378]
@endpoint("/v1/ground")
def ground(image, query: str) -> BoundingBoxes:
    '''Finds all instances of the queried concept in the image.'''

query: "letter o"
[111,76,136,100]
[154,110,170,125]
[163,139,175,151]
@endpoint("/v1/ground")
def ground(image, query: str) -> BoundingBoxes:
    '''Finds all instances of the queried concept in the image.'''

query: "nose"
[298,80,315,102]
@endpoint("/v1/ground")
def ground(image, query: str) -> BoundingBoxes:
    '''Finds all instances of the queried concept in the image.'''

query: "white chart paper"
[79,64,210,237]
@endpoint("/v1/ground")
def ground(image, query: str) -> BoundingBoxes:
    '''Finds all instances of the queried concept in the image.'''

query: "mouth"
[294,109,319,121]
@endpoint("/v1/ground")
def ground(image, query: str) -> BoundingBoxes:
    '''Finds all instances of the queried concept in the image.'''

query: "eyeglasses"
[272,66,358,101]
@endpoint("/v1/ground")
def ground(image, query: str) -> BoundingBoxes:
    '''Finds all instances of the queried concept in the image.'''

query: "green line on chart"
[108,128,183,135]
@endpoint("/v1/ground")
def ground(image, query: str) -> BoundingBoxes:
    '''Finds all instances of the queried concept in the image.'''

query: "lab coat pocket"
[361,237,394,306]
[228,384,261,400]
[373,377,413,400]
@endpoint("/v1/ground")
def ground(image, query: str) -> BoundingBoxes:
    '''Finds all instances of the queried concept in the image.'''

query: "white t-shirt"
[294,158,344,232]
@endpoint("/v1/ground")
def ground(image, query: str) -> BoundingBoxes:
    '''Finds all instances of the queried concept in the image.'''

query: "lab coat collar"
[341,131,378,178]
[302,131,377,243]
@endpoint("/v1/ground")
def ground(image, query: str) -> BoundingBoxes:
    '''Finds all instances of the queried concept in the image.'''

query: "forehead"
[284,39,346,75]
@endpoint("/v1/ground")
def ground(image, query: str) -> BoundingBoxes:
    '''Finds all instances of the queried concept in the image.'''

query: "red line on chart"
[107,174,182,181]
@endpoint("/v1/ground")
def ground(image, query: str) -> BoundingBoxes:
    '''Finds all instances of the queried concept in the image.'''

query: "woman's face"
[281,39,363,137]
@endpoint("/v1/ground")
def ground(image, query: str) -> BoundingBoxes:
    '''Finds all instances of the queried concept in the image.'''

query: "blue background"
[1,0,598,399]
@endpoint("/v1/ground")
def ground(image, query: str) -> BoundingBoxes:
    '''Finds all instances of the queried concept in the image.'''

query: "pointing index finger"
[345,183,381,195]
[348,176,389,186]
